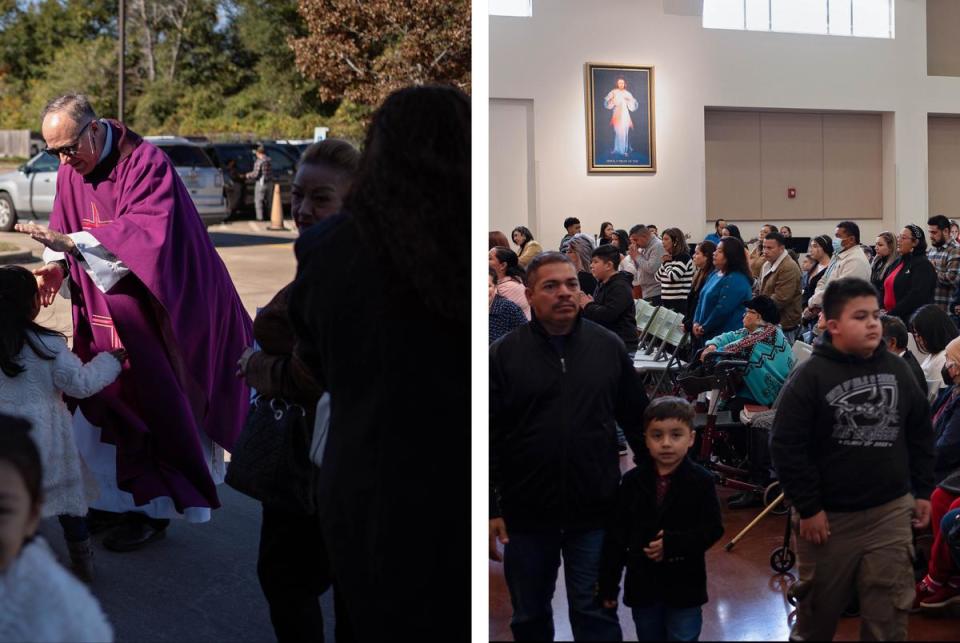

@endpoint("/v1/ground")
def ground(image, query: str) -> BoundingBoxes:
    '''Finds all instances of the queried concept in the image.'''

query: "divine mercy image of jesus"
[604,77,639,157]
[585,63,655,173]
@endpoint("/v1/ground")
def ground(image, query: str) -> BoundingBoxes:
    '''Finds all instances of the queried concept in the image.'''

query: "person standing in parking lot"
[247,145,274,222]
[14,92,253,552]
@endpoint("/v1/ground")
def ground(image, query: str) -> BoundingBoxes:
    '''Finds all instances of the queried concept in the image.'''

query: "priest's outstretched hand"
[14,222,77,253]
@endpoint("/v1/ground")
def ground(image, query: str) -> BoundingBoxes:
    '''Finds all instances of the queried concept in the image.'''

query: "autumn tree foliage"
[291,0,470,107]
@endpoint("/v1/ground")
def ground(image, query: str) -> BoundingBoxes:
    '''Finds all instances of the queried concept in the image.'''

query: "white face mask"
[833,238,843,253]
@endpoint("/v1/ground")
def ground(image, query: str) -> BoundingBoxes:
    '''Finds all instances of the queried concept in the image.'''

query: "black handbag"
[226,395,316,514]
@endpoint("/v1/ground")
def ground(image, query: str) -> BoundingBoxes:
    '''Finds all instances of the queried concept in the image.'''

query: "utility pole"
[118,0,126,121]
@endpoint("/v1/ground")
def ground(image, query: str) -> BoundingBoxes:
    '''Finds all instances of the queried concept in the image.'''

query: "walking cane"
[723,492,785,552]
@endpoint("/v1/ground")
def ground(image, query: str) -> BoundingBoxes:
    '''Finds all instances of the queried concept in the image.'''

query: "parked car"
[0,138,229,231]
[202,142,298,217]
[0,151,60,231]
[144,136,228,226]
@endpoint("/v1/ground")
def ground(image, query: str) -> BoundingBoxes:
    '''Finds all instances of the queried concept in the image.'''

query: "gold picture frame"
[585,63,656,173]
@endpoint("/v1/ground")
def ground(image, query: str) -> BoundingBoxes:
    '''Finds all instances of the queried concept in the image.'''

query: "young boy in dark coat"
[599,397,724,641]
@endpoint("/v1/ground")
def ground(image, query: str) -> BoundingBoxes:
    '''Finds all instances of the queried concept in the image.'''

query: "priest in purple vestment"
[16,93,252,552]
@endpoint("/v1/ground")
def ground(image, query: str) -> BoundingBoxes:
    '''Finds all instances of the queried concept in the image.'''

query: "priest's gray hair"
[41,93,97,124]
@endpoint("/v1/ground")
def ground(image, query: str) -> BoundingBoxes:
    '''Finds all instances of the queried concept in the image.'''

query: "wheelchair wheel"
[787,583,799,606]
[764,481,790,516]
[770,546,796,573]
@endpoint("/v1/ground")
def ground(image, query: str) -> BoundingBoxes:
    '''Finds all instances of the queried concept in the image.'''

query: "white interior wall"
[490,0,948,246]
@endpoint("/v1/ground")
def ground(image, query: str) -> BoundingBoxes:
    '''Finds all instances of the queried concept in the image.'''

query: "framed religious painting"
[585,63,656,173]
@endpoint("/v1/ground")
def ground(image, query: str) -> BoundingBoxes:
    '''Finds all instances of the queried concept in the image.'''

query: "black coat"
[490,315,649,531]
[599,458,723,608]
[902,349,928,396]
[886,253,937,322]
[289,215,468,640]
[582,271,639,352]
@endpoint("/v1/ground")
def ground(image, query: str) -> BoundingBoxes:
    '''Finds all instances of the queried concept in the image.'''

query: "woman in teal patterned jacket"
[701,294,794,417]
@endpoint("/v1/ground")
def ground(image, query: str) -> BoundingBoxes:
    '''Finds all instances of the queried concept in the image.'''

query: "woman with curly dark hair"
[511,225,543,268]
[288,85,470,641]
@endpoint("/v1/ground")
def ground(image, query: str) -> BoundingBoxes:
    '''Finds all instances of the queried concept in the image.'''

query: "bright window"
[703,0,894,39]
[489,0,532,18]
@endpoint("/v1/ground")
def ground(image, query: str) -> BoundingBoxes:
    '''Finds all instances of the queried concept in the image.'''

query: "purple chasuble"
[49,120,252,513]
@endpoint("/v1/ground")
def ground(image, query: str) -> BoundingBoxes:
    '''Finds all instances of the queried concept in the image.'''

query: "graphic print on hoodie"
[826,373,900,447]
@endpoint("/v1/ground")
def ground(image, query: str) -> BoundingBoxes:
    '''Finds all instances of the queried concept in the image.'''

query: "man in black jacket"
[580,244,640,354]
[770,277,935,641]
[490,252,649,641]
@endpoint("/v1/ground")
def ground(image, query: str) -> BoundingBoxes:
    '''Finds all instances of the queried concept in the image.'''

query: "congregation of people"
[490,214,960,641]
[0,85,469,642]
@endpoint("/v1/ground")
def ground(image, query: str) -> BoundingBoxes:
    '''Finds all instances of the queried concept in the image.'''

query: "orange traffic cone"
[266,183,286,231]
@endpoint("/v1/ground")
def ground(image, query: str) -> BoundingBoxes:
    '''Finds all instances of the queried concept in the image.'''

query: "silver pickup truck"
[0,151,59,231]
[0,140,228,231]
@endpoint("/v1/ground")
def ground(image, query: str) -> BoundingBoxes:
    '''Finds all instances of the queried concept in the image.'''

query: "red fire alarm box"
[787,187,797,199]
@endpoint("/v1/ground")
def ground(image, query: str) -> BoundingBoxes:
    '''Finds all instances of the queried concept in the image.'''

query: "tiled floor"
[489,469,960,641]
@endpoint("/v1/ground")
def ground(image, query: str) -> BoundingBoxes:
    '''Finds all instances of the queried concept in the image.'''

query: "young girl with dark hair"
[0,416,113,640]
[0,265,126,583]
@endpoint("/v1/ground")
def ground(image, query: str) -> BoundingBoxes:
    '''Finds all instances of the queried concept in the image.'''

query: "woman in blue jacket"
[692,236,754,344]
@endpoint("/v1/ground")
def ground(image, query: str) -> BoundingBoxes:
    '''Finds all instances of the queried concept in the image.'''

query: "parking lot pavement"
[5,220,336,641]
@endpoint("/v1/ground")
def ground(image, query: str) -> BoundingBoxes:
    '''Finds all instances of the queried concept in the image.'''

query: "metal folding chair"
[635,301,662,352]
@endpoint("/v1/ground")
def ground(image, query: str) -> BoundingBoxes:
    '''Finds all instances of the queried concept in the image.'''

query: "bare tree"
[129,0,190,83]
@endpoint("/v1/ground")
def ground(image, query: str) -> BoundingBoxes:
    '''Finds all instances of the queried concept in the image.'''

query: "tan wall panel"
[760,112,824,221]
[927,0,960,77]
[929,116,960,220]
[823,114,882,220]
[705,111,762,221]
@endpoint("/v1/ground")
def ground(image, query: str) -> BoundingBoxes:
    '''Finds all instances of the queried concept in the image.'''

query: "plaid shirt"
[927,239,960,310]
[245,154,273,184]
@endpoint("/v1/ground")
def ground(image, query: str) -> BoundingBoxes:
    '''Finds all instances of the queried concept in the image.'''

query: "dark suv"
[203,142,298,217]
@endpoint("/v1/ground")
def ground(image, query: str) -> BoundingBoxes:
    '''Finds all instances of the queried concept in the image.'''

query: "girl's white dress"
[0,330,121,517]
[0,537,113,642]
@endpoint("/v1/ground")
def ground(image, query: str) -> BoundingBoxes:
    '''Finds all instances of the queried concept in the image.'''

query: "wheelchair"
[677,350,796,574]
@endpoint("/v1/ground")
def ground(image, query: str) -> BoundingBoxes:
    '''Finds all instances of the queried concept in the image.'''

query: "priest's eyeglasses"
[42,119,93,158]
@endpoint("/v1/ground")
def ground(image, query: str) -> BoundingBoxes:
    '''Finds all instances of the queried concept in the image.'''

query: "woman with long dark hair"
[802,235,833,310]
[655,227,694,314]
[511,225,543,269]
[871,231,898,305]
[598,221,615,245]
[692,237,754,342]
[288,84,470,641]
[684,240,716,332]
[720,224,743,242]
[910,304,959,387]
[885,225,937,322]
[489,246,531,319]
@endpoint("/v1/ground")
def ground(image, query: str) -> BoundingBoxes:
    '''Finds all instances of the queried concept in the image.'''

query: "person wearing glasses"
[882,225,937,323]
[13,93,253,553]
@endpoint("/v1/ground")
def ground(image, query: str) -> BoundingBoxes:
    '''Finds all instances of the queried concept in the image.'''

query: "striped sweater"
[655,252,695,303]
